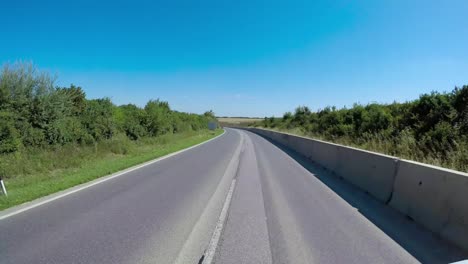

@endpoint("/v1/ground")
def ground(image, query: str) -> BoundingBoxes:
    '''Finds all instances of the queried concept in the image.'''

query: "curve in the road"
[1,128,467,264]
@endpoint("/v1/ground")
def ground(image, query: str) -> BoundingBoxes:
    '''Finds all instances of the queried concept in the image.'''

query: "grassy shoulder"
[0,129,223,211]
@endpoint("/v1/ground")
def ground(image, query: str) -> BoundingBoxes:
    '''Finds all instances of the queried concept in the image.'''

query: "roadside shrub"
[0,112,21,153]
[0,62,216,158]
[252,85,468,172]
[82,98,115,141]
[144,100,173,136]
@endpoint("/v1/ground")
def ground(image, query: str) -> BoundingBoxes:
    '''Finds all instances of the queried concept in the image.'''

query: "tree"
[453,85,468,133]
[82,98,115,141]
[115,104,147,140]
[144,99,173,136]
[0,111,21,153]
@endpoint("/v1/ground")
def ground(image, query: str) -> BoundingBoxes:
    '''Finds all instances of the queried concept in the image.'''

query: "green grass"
[0,129,223,211]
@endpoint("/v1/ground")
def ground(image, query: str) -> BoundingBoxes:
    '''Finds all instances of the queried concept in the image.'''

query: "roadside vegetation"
[252,86,468,172]
[0,62,220,209]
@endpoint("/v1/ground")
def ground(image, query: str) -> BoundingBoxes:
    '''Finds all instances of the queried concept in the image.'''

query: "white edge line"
[203,178,237,264]
[0,129,226,221]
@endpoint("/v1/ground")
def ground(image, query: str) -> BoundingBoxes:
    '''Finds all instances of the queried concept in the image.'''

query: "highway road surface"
[0,128,467,264]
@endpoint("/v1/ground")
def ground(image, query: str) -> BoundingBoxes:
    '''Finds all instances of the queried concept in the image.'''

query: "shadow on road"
[246,130,468,264]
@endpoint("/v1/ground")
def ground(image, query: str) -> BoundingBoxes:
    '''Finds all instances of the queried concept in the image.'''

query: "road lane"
[215,132,272,264]
[251,130,418,263]
[215,129,467,264]
[0,129,241,264]
[1,127,466,264]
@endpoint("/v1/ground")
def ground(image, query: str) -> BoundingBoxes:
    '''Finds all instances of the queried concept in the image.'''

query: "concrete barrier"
[244,127,468,252]
[247,128,339,171]
[306,140,340,173]
[247,128,396,203]
[389,160,468,250]
[335,146,398,202]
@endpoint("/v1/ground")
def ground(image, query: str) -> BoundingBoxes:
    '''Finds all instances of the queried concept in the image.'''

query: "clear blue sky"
[2,0,467,117]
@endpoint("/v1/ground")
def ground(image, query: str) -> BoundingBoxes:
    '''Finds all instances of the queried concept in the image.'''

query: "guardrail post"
[0,177,7,197]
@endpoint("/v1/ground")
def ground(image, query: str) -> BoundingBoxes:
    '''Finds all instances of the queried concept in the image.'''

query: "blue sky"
[2,0,467,117]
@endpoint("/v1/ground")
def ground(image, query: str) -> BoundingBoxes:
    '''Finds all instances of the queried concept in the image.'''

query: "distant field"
[218,117,263,126]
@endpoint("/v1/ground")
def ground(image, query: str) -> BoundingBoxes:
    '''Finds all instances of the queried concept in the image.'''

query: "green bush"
[0,62,216,156]
[253,85,468,172]
[114,104,147,140]
[144,100,174,136]
[0,112,21,153]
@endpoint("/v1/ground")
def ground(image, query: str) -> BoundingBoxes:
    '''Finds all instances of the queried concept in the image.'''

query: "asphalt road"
[0,128,466,264]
